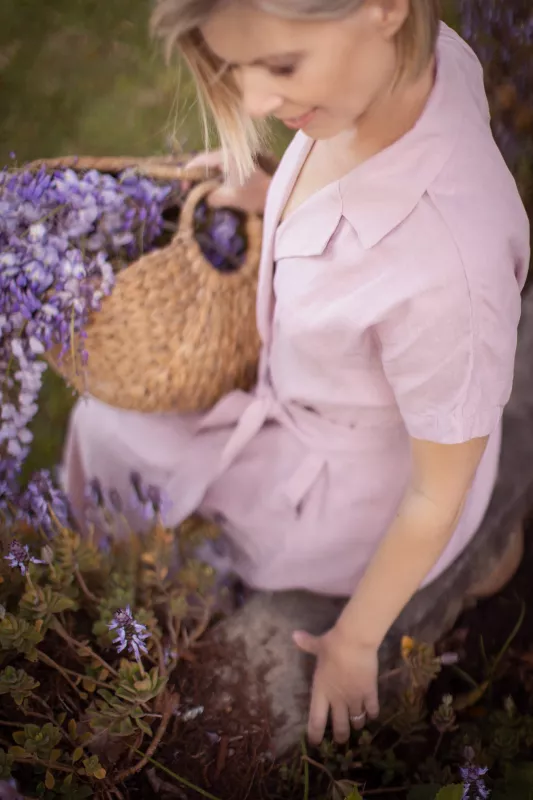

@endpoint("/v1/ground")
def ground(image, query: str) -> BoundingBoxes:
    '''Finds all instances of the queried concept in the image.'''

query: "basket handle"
[174,180,264,273]
[175,179,224,236]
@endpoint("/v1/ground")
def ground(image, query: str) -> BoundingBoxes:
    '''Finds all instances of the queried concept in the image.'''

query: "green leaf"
[68,719,78,740]
[117,717,135,736]
[344,790,363,800]
[12,722,63,760]
[0,613,44,659]
[72,747,84,763]
[435,787,464,800]
[407,787,442,800]
[135,717,153,737]
[8,746,29,759]
[19,585,77,621]
[505,763,533,786]
[77,754,107,780]
[0,748,14,780]
[25,724,41,738]
[0,666,40,705]
[45,770,56,790]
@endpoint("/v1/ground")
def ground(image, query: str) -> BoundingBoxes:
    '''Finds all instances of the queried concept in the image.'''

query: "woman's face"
[201,0,407,139]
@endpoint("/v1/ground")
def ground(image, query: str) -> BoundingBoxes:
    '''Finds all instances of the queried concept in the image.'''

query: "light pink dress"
[63,24,530,597]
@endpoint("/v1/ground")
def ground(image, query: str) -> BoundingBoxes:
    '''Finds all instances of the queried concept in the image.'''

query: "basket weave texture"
[36,155,263,414]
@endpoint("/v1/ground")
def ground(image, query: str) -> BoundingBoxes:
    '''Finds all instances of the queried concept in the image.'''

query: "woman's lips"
[280,108,318,130]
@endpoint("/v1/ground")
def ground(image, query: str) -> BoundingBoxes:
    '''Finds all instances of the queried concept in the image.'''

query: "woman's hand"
[293,625,380,746]
[182,149,272,215]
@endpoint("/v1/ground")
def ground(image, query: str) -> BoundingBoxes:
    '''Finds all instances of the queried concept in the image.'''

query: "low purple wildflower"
[108,606,150,664]
[460,748,490,799]
[129,471,172,522]
[82,478,123,542]
[4,539,45,576]
[17,470,69,534]
[85,477,105,509]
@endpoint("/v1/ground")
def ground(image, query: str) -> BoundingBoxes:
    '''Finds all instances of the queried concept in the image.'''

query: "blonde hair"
[151,0,440,179]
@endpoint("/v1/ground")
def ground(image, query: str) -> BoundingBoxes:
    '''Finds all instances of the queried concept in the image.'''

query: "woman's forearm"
[335,488,464,649]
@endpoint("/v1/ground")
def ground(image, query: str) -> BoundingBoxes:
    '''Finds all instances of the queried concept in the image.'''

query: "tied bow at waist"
[196,385,404,510]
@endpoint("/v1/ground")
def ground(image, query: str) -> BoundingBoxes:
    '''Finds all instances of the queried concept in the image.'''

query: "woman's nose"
[239,69,283,119]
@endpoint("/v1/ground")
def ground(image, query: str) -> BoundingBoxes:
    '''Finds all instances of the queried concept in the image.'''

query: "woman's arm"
[335,434,489,648]
[294,434,489,745]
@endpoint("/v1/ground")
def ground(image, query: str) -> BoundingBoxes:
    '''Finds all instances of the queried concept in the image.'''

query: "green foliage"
[11,722,62,760]
[0,612,45,660]
[343,789,363,799]
[0,514,217,798]
[434,787,464,800]
[407,787,443,800]
[0,749,13,780]
[0,666,39,705]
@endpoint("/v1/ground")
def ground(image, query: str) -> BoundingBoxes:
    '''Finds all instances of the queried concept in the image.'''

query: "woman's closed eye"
[225,60,299,78]
[268,64,297,77]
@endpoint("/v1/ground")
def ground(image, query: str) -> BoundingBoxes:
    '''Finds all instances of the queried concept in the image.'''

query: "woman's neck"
[334,57,437,165]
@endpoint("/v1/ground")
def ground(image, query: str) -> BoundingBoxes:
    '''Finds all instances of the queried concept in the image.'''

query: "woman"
[63,0,530,746]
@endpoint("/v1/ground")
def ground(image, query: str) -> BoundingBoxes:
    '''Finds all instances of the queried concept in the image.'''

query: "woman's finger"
[363,690,380,720]
[348,704,367,730]
[307,681,330,746]
[330,701,351,744]
[293,630,321,656]
[183,149,224,171]
[180,149,224,192]
[206,186,247,211]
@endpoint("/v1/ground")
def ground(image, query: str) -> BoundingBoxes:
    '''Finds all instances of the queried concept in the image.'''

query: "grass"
[0,0,201,164]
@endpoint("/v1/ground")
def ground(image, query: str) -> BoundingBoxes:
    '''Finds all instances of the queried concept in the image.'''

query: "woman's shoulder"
[425,133,530,290]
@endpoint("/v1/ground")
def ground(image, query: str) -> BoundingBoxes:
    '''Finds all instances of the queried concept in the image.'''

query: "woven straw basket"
[33,155,263,414]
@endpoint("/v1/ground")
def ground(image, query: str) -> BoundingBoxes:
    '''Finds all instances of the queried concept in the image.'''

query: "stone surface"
[203,288,533,756]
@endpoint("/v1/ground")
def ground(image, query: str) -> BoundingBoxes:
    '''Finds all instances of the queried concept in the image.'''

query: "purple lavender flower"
[458,0,533,176]
[108,488,123,514]
[1,162,180,527]
[460,749,490,799]
[86,477,105,509]
[129,471,145,503]
[17,470,69,535]
[129,471,172,521]
[194,202,246,273]
[108,606,150,663]
[0,160,246,533]
[4,539,45,576]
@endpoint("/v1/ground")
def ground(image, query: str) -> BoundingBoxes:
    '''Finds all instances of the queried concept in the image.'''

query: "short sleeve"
[375,269,522,445]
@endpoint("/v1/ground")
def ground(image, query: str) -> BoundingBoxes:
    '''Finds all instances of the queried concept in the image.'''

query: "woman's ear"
[369,0,410,40]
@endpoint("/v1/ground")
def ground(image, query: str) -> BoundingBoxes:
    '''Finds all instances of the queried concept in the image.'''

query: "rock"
[207,590,342,755]
[204,288,533,756]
